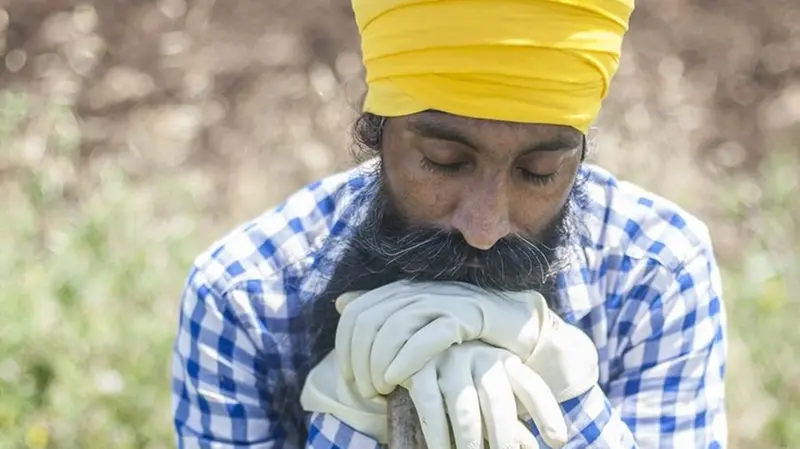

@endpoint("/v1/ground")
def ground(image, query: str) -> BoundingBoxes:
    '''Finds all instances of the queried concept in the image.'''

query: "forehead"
[400,110,584,147]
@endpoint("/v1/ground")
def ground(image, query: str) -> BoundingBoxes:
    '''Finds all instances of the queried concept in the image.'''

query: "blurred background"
[0,0,797,447]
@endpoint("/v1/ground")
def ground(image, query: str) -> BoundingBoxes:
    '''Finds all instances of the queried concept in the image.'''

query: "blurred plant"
[717,149,800,447]
[0,90,208,449]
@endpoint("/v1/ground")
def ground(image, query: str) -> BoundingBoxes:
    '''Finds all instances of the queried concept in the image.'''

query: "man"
[170,0,728,447]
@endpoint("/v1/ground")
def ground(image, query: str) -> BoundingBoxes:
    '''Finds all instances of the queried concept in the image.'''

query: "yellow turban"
[352,0,635,134]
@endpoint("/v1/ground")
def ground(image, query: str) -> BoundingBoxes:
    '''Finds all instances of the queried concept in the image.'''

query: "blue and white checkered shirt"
[170,162,728,448]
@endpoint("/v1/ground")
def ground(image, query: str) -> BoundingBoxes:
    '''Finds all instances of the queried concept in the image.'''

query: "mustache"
[347,220,568,291]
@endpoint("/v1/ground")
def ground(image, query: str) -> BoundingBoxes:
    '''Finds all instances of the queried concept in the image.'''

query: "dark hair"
[349,112,386,162]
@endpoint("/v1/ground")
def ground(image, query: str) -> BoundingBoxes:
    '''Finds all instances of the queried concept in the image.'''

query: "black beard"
[301,164,588,369]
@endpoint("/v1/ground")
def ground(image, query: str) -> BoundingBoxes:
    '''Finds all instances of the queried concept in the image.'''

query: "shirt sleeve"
[526,238,728,448]
[305,413,383,449]
[170,267,287,449]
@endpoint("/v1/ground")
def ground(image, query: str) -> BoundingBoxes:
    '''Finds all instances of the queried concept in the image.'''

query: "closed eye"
[518,168,558,185]
[420,157,465,174]
[421,157,559,186]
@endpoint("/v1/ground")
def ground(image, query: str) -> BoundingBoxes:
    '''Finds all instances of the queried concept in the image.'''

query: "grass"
[0,89,205,449]
[0,89,797,448]
[718,150,800,447]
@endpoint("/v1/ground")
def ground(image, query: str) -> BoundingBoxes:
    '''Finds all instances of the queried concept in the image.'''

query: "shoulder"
[563,164,722,322]
[566,168,726,392]
[578,164,715,271]
[184,163,373,308]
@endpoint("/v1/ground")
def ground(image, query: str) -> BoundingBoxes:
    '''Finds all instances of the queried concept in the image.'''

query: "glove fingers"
[515,420,541,449]
[475,356,520,449]
[334,293,378,383]
[350,296,420,398]
[438,352,484,449]
[333,280,413,383]
[406,363,452,449]
[475,290,545,354]
[505,357,568,449]
[370,310,437,395]
[334,279,414,314]
[384,315,464,388]
[334,291,366,315]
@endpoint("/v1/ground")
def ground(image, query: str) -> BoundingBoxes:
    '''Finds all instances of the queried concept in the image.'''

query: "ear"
[335,290,367,315]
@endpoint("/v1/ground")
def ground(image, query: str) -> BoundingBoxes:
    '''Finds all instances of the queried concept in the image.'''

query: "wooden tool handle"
[387,388,429,449]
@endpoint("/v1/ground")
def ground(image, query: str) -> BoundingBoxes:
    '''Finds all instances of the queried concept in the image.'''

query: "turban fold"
[352,0,635,134]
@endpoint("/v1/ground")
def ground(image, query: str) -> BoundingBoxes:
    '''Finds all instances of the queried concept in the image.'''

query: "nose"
[450,177,512,250]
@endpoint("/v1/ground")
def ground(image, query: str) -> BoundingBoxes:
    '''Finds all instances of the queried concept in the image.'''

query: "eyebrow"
[407,115,582,154]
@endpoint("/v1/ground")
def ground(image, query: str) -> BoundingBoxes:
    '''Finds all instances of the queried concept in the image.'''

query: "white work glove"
[300,341,569,449]
[335,279,599,404]
[402,341,568,449]
[300,350,389,442]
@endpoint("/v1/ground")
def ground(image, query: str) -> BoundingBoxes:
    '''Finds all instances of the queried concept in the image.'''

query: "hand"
[335,280,600,405]
[300,341,569,449]
[404,341,568,449]
[334,279,548,399]
[300,349,391,444]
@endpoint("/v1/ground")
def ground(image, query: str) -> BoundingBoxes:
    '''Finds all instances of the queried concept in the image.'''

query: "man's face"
[306,110,586,361]
[381,111,583,251]
[325,110,586,296]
